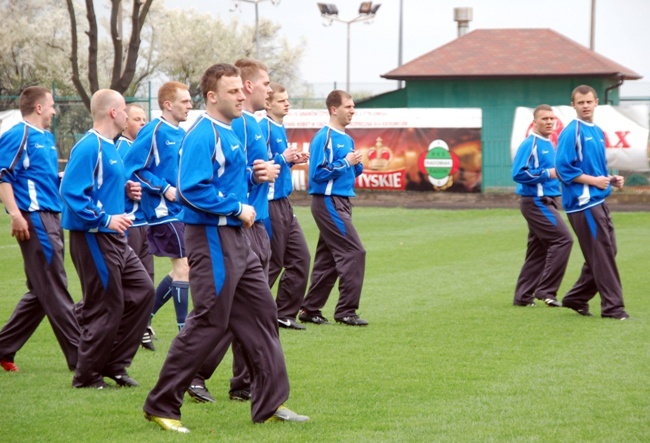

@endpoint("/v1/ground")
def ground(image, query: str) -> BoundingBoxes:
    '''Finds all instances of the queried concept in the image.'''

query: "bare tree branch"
[110,0,123,86]
[85,0,99,92]
[65,0,90,109]
[112,0,153,92]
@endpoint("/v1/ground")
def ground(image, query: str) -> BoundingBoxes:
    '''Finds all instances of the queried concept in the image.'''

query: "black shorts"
[147,221,186,258]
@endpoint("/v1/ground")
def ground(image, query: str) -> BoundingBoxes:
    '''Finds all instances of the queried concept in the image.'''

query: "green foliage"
[0,207,649,442]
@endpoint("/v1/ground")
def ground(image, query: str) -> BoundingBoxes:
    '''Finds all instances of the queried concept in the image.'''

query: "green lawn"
[0,206,648,442]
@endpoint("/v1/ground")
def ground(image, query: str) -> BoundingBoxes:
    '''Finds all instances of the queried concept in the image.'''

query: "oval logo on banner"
[419,139,459,189]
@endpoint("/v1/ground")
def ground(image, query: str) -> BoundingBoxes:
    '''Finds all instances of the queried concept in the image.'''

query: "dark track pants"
[144,225,289,423]
[0,211,79,370]
[268,198,311,321]
[562,203,627,317]
[190,221,272,395]
[302,195,366,319]
[126,225,154,282]
[513,196,573,305]
[69,231,154,387]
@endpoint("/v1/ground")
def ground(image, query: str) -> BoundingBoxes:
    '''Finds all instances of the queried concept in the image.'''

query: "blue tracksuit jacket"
[308,125,363,197]
[177,113,247,227]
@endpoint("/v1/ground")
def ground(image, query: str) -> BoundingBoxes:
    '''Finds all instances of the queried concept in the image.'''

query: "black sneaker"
[229,389,251,401]
[562,303,593,317]
[141,327,156,351]
[513,302,536,307]
[104,373,139,387]
[602,313,630,320]
[298,310,330,325]
[543,298,562,308]
[278,318,306,330]
[335,315,369,326]
[187,384,215,403]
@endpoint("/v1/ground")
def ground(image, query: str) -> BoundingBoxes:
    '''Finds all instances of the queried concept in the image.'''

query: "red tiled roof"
[382,29,642,80]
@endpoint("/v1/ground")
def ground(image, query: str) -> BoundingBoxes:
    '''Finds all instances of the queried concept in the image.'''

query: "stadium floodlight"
[316,2,381,92]
[358,2,372,14]
[317,3,339,15]
[231,0,281,59]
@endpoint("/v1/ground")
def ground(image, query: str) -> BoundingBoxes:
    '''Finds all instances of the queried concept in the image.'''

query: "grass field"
[0,206,648,442]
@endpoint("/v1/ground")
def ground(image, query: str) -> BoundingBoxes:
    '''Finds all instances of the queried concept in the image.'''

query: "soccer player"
[143,63,308,434]
[116,104,155,350]
[299,90,368,326]
[555,85,629,320]
[60,89,154,388]
[123,83,193,341]
[185,58,279,404]
[0,86,80,372]
[511,104,573,308]
[261,83,311,330]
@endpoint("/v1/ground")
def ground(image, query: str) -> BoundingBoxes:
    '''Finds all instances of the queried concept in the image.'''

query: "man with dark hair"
[60,89,154,388]
[300,90,367,326]
[261,83,311,330]
[512,104,573,307]
[555,85,629,320]
[0,86,80,372]
[185,58,279,404]
[143,63,307,434]
[123,82,193,346]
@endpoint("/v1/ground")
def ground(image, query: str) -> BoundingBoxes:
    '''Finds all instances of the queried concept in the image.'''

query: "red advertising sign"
[285,109,483,193]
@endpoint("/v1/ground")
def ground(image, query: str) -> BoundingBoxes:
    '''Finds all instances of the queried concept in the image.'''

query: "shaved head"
[91,89,124,120]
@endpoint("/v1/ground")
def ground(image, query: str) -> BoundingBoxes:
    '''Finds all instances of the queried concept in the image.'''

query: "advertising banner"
[511,105,650,171]
[284,108,482,193]
[155,108,483,192]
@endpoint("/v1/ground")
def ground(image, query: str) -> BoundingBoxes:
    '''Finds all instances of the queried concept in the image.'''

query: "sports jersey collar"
[575,118,595,127]
[89,129,115,144]
[531,132,551,142]
[203,112,232,130]
[264,115,284,128]
[242,110,256,119]
[158,116,181,130]
[22,120,45,134]
[325,124,347,136]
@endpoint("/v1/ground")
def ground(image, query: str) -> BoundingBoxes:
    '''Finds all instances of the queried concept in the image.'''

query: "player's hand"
[548,168,557,179]
[294,151,310,164]
[126,180,142,201]
[10,213,30,241]
[592,175,611,190]
[164,186,177,202]
[266,160,280,182]
[610,175,625,190]
[253,159,269,183]
[108,214,133,234]
[282,146,299,163]
[346,151,362,165]
[238,204,256,229]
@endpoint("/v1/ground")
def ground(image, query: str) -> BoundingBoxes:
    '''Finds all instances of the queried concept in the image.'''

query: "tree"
[153,9,307,103]
[65,0,154,109]
[0,0,73,108]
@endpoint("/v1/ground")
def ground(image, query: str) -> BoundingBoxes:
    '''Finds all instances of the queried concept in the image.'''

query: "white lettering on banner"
[511,105,650,171]
[425,159,454,168]
[356,170,406,190]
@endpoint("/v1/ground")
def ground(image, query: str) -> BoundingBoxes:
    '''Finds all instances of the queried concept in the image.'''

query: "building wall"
[358,76,621,190]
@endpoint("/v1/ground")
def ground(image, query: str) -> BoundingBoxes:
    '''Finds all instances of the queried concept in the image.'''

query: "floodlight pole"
[232,0,281,59]
[319,3,380,92]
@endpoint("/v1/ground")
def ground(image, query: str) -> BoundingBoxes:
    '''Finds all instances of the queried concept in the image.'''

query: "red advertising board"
[284,108,482,193]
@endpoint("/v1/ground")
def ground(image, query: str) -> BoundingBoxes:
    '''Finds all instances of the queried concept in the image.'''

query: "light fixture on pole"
[231,0,281,59]
[317,2,381,92]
